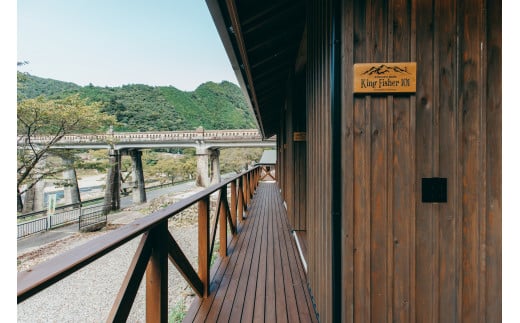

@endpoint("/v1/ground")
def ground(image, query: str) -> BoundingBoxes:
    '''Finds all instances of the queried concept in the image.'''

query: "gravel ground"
[17,189,222,323]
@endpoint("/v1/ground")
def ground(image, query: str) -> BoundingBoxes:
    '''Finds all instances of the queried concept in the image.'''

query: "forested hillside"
[18,74,256,131]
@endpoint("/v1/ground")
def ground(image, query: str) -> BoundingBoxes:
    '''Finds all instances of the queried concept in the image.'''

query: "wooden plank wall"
[293,71,307,231]
[306,0,333,321]
[336,0,502,322]
[276,130,282,194]
[278,71,308,231]
[284,76,295,227]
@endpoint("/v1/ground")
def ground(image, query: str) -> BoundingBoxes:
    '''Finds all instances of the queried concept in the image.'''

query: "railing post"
[254,168,259,189]
[245,173,250,207]
[230,180,237,231]
[219,187,227,257]
[238,177,244,222]
[198,196,210,298]
[251,170,255,194]
[249,171,254,199]
[146,221,168,322]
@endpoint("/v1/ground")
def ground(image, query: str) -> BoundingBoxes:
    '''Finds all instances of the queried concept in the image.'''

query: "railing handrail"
[17,166,261,304]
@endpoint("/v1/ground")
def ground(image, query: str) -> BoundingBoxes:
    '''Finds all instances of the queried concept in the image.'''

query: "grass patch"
[211,241,220,267]
[168,299,187,323]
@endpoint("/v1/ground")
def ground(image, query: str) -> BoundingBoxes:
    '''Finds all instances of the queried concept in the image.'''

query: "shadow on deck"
[184,182,317,322]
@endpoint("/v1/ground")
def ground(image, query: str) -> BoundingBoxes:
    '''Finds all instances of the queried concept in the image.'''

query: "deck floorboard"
[183,182,317,323]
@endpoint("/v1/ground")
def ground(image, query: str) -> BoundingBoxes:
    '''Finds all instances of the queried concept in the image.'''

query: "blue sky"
[16,0,238,91]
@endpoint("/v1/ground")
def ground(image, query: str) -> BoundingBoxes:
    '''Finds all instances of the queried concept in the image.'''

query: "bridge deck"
[183,182,317,323]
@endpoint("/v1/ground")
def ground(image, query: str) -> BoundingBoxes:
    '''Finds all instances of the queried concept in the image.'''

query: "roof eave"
[205,0,267,139]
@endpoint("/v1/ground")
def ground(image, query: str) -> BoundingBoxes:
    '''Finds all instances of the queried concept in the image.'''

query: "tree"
[17,94,116,211]
[145,154,197,184]
[219,148,264,174]
[152,158,181,184]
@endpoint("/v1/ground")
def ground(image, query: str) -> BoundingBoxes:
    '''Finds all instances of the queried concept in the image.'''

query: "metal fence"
[17,204,107,239]
[78,205,107,231]
[16,178,196,239]
[17,217,48,239]
[49,208,81,227]
[17,202,81,222]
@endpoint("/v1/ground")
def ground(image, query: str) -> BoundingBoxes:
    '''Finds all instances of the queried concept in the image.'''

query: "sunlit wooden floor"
[183,182,317,323]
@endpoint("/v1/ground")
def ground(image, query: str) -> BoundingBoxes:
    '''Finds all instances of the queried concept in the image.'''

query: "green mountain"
[17,74,257,131]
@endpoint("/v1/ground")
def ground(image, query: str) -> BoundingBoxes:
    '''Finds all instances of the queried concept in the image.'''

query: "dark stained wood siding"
[258,0,499,321]
[306,0,333,321]
[277,70,308,232]
[293,71,308,231]
[335,0,502,322]
[283,78,295,227]
[484,0,501,320]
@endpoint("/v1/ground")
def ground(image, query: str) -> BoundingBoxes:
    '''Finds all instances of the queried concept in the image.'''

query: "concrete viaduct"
[18,127,275,213]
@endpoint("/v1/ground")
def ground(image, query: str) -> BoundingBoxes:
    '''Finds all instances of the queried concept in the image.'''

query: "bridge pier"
[209,148,221,185]
[103,149,121,214]
[22,180,46,213]
[196,148,210,187]
[34,180,46,212]
[195,145,222,187]
[62,156,81,206]
[130,149,147,204]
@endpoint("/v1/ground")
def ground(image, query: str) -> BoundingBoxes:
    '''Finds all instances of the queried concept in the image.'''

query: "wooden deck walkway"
[183,182,317,323]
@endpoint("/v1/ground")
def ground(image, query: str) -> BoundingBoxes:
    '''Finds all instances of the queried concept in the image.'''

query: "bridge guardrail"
[18,129,271,147]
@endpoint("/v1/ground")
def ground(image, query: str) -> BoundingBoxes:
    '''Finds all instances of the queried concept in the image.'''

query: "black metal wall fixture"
[421,177,448,203]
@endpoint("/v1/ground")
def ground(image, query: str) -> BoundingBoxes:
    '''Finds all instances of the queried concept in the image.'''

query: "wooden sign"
[293,132,306,142]
[353,62,416,93]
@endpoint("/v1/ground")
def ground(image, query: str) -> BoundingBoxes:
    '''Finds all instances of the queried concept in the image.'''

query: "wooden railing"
[17,166,261,322]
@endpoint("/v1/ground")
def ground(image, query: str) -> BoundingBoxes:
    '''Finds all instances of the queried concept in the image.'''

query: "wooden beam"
[107,233,152,322]
[225,195,237,235]
[219,187,228,257]
[238,176,245,221]
[167,232,203,297]
[146,222,168,322]
[198,197,210,297]
[230,180,238,230]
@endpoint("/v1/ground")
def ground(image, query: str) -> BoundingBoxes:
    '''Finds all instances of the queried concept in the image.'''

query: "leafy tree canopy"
[17,93,117,194]
[17,94,115,136]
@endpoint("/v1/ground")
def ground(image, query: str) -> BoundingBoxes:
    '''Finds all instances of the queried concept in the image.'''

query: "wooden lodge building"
[17,0,501,322]
[206,0,501,322]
